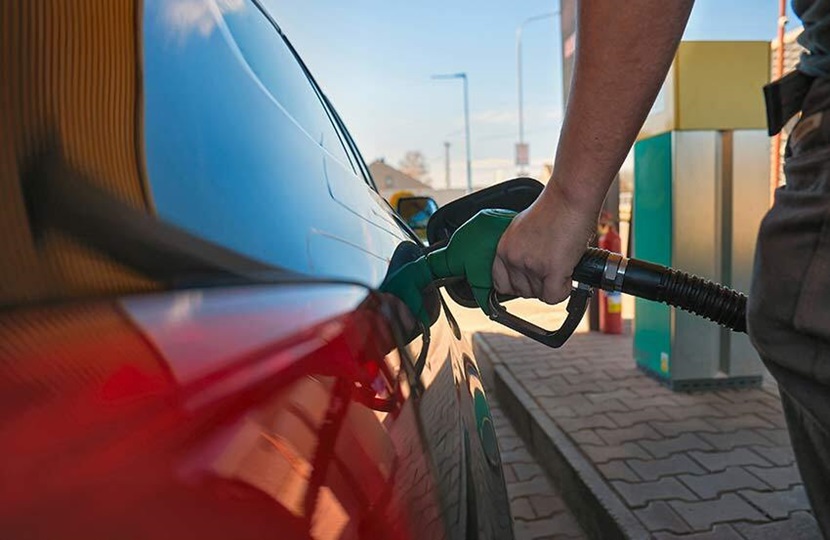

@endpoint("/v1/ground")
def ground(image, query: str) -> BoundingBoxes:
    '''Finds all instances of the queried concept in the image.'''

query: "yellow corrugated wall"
[0,303,166,413]
[0,0,157,306]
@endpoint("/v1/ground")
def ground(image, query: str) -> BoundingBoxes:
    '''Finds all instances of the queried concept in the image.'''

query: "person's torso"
[794,0,830,77]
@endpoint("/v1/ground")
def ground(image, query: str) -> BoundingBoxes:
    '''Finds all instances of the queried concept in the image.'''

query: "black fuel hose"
[573,248,747,333]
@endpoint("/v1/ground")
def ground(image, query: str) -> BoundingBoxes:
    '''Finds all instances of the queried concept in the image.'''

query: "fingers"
[492,256,511,295]
[541,275,571,305]
[494,254,544,299]
[507,269,534,299]
[527,274,545,299]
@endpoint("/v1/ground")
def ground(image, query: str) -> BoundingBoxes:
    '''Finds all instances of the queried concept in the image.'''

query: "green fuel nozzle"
[381,208,748,349]
[377,249,435,328]
[380,208,591,347]
[425,208,517,314]
[378,209,514,327]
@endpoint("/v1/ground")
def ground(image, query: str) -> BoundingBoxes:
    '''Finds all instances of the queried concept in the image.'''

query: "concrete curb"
[473,334,650,540]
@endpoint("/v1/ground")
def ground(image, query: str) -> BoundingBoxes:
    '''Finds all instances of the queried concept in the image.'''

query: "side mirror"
[425,177,544,307]
[396,196,439,236]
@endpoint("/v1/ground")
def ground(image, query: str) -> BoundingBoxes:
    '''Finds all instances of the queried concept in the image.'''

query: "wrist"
[541,176,604,215]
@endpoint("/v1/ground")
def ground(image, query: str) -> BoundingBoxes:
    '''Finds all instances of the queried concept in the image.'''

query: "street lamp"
[516,11,559,174]
[432,73,472,194]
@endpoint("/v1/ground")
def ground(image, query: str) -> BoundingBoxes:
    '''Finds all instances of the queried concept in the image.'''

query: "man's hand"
[491,0,693,304]
[492,182,598,304]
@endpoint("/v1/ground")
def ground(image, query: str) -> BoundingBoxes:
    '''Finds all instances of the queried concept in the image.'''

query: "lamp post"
[517,11,559,174]
[444,141,451,189]
[433,73,472,194]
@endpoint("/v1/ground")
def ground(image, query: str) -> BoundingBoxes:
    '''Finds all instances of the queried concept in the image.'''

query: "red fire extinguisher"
[599,224,623,334]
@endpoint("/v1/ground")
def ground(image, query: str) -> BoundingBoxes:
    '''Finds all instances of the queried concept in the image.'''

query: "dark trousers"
[750,76,830,539]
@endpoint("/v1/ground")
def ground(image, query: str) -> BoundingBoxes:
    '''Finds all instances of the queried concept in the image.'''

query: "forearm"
[545,0,693,211]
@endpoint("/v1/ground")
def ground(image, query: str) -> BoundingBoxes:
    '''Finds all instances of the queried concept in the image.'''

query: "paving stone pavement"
[489,397,588,540]
[478,329,824,539]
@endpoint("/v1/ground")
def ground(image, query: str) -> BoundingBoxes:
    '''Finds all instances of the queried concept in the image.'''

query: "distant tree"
[540,162,554,182]
[398,151,430,184]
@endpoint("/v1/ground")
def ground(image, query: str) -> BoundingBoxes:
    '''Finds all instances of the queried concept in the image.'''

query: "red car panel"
[0,285,448,539]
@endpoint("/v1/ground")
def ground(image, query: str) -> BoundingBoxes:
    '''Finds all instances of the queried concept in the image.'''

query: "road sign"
[515,143,529,166]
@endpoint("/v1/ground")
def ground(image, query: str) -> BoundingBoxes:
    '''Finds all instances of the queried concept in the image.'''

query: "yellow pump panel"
[639,41,770,139]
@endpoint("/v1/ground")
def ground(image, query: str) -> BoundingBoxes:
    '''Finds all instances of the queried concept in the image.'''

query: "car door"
[141,0,513,537]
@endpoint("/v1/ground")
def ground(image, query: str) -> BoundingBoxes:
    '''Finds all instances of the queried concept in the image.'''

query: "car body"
[0,0,513,538]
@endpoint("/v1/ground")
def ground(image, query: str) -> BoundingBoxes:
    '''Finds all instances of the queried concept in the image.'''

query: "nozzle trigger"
[486,283,592,348]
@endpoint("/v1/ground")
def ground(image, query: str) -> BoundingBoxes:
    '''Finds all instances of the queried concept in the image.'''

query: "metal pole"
[517,25,525,175]
[516,12,559,175]
[462,73,472,194]
[432,72,472,193]
[444,141,451,189]
[771,0,787,205]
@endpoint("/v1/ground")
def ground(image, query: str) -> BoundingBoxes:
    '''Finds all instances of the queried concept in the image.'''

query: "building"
[369,159,431,195]
[369,159,472,207]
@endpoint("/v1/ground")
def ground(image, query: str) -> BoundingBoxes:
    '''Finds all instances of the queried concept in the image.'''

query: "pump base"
[637,364,763,392]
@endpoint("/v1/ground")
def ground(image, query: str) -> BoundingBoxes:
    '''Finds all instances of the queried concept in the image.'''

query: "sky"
[265,1,798,189]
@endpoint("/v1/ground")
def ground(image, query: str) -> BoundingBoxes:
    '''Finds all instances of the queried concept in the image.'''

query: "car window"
[142,0,405,283]
[223,0,352,169]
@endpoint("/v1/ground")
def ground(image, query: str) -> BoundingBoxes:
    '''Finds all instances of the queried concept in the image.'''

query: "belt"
[764,70,815,136]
